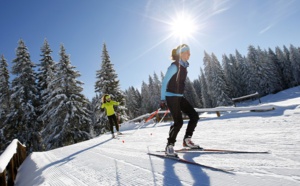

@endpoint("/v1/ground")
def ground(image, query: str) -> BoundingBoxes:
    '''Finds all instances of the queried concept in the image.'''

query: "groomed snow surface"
[15,87,300,186]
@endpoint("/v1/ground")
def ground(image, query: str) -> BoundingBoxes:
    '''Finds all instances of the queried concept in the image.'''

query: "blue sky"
[1,0,300,100]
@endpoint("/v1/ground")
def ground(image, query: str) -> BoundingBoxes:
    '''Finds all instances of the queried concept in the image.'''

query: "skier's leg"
[180,97,199,138]
[166,96,183,145]
[108,115,114,134]
[112,114,119,131]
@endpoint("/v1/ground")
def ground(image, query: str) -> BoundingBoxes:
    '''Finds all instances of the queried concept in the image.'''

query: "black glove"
[160,100,168,110]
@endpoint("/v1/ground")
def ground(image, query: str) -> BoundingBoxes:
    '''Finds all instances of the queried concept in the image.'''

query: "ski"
[156,148,269,154]
[147,152,233,173]
[176,148,270,154]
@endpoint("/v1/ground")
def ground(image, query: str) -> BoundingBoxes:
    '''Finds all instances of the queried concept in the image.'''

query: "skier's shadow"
[162,155,210,186]
[162,160,182,186]
[181,153,210,185]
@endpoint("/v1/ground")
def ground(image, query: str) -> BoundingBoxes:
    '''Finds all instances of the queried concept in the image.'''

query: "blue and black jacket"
[161,60,189,101]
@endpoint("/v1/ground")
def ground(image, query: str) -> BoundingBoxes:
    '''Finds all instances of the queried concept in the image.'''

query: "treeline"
[1,39,299,154]
[125,45,300,119]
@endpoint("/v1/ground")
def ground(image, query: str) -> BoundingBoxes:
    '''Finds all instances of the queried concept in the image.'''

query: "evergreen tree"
[41,45,91,150]
[124,86,142,119]
[141,81,152,113]
[222,54,235,97]
[276,46,294,88]
[0,55,10,119]
[247,45,281,96]
[89,95,106,136]
[5,39,41,152]
[37,39,56,100]
[193,78,203,108]
[259,48,282,94]
[268,47,285,91]
[235,50,248,96]
[95,43,128,124]
[184,77,201,108]
[203,51,214,105]
[204,52,232,106]
[200,68,212,108]
[0,54,10,151]
[148,73,161,111]
[246,45,262,94]
[289,44,300,85]
[36,39,56,133]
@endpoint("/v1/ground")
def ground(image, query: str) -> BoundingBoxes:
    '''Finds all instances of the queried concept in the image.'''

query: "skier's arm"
[161,64,177,100]
[112,101,120,106]
[101,103,105,108]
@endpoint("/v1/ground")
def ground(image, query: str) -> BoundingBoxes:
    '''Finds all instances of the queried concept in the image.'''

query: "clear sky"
[1,0,300,100]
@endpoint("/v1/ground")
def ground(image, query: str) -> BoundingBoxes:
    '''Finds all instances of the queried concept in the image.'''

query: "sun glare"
[170,12,197,40]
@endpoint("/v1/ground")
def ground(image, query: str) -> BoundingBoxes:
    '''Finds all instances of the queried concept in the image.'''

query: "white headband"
[176,45,190,54]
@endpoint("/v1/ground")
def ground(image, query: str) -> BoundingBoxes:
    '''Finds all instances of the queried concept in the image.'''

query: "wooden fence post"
[0,170,7,186]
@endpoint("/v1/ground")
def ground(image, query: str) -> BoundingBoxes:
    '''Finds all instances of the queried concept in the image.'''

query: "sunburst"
[169,12,198,42]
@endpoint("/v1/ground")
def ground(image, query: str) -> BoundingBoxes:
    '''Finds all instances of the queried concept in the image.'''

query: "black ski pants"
[166,96,199,145]
[108,114,119,134]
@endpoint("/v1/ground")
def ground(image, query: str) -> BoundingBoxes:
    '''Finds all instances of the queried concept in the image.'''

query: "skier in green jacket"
[101,94,122,138]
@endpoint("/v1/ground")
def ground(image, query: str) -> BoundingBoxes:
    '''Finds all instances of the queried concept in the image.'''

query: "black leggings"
[108,114,119,134]
[166,96,199,145]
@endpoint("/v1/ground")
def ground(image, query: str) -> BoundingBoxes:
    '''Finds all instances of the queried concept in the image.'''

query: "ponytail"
[171,48,179,61]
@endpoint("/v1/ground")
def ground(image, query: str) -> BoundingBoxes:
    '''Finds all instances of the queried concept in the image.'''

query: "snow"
[0,139,19,172]
[14,86,300,186]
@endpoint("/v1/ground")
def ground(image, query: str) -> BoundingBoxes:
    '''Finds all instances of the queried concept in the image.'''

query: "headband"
[176,44,190,54]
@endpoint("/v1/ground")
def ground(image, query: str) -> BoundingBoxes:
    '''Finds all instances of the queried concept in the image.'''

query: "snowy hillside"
[15,87,300,186]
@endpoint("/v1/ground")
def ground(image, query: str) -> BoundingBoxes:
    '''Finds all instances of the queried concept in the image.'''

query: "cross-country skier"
[101,94,122,138]
[161,44,202,157]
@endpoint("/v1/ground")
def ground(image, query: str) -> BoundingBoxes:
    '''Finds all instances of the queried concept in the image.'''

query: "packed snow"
[14,86,300,186]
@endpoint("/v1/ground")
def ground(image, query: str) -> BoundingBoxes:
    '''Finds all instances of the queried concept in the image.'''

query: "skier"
[101,94,122,138]
[161,44,201,157]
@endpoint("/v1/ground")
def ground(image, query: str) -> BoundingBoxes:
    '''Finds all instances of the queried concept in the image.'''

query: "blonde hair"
[171,48,179,61]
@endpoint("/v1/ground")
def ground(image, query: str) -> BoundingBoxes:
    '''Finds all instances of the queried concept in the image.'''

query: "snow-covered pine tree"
[267,47,285,92]
[0,54,10,152]
[95,43,128,129]
[203,51,215,106]
[200,68,212,108]
[89,95,106,137]
[193,78,203,108]
[5,39,41,153]
[184,77,201,108]
[124,86,142,119]
[276,46,294,88]
[36,39,56,133]
[222,54,235,97]
[41,45,91,150]
[0,55,10,119]
[148,73,161,111]
[259,48,283,95]
[210,53,232,106]
[222,53,245,98]
[204,51,232,107]
[141,81,152,113]
[246,45,262,95]
[235,50,248,96]
[289,44,300,85]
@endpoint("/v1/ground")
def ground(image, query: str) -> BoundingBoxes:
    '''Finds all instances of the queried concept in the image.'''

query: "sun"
[170,12,197,40]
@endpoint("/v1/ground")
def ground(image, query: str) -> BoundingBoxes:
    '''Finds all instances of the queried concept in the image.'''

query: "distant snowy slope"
[15,86,300,186]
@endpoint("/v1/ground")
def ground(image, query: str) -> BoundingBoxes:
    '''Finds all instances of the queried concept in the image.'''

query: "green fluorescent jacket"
[101,101,119,116]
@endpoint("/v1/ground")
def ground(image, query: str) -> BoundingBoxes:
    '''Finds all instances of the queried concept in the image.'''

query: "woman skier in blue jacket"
[161,44,201,157]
